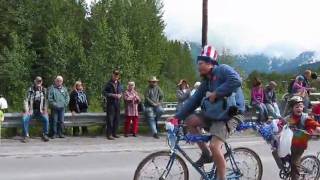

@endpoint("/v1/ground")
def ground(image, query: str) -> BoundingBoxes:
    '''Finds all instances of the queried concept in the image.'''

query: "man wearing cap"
[264,81,281,118]
[21,76,50,143]
[103,70,123,140]
[144,76,164,139]
[48,75,70,138]
[168,45,245,180]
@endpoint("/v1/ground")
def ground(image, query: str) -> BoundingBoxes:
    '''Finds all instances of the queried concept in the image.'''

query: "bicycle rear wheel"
[300,155,320,180]
[225,147,263,180]
[133,151,189,180]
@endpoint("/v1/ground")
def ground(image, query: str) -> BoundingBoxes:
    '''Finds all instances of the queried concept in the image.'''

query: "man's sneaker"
[113,134,120,138]
[107,136,115,140]
[42,134,49,142]
[195,152,213,167]
[153,133,160,139]
[58,134,65,138]
[21,136,30,143]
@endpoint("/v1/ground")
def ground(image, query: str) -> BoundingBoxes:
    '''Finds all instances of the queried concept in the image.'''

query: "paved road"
[0,135,319,180]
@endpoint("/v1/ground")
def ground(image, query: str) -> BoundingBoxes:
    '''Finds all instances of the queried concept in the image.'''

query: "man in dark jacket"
[22,76,49,143]
[103,70,123,140]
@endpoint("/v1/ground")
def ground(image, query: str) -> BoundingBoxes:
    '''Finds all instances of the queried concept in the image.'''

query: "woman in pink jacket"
[251,78,269,122]
[123,81,141,137]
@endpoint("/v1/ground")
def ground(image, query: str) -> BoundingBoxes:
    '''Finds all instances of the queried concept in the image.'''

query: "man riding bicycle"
[169,45,245,180]
[284,96,320,180]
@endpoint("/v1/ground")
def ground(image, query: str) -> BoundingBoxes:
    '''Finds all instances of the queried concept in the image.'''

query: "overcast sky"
[86,0,320,58]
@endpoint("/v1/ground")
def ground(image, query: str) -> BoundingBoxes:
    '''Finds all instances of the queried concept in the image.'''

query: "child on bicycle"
[285,96,320,180]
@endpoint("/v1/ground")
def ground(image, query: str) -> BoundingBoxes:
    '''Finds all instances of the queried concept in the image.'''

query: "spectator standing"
[48,76,70,138]
[103,70,123,140]
[176,79,191,112]
[123,81,140,137]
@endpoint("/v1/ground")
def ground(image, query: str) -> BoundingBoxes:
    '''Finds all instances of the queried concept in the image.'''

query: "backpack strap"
[300,113,308,128]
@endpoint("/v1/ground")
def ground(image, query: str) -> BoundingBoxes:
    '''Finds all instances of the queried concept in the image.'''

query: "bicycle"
[134,122,263,180]
[238,121,320,180]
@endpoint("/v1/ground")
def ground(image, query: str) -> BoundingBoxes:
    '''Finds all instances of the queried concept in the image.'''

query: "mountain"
[235,54,285,73]
[189,42,202,62]
[188,41,320,75]
[235,51,320,74]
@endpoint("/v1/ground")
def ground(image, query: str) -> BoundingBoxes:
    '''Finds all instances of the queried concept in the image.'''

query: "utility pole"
[202,0,208,47]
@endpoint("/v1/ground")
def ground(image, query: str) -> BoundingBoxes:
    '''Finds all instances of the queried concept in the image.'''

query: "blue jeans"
[22,112,49,136]
[253,103,268,122]
[266,103,281,118]
[51,108,65,136]
[145,106,164,134]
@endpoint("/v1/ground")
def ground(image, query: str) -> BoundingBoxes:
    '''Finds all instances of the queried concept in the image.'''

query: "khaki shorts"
[197,114,239,142]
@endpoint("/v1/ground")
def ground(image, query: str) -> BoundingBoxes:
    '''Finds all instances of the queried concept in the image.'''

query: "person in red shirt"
[312,102,320,123]
[285,96,320,180]
[123,81,141,137]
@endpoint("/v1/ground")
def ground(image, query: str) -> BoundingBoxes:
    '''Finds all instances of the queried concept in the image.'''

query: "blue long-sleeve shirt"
[175,64,244,120]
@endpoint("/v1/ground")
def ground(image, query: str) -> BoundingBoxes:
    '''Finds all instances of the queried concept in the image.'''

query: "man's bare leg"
[185,115,211,165]
[209,138,226,180]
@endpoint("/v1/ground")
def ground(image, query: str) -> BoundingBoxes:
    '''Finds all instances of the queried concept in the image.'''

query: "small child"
[285,96,320,180]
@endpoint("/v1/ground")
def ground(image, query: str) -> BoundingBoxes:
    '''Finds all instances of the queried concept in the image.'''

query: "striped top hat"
[197,45,219,64]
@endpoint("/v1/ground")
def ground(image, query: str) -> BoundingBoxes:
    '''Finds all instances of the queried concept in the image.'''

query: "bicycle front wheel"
[300,155,320,180]
[226,147,263,180]
[133,151,189,180]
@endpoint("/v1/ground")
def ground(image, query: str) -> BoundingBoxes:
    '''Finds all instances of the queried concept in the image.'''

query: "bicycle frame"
[161,126,242,180]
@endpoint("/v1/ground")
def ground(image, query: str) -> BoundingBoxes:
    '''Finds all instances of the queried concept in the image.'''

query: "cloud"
[85,0,320,58]
[162,0,320,58]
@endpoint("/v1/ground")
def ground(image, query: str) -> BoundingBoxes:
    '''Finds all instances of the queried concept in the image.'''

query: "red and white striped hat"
[197,45,219,64]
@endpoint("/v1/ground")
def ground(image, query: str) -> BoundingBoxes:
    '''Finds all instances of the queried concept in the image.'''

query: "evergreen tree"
[0,32,35,110]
